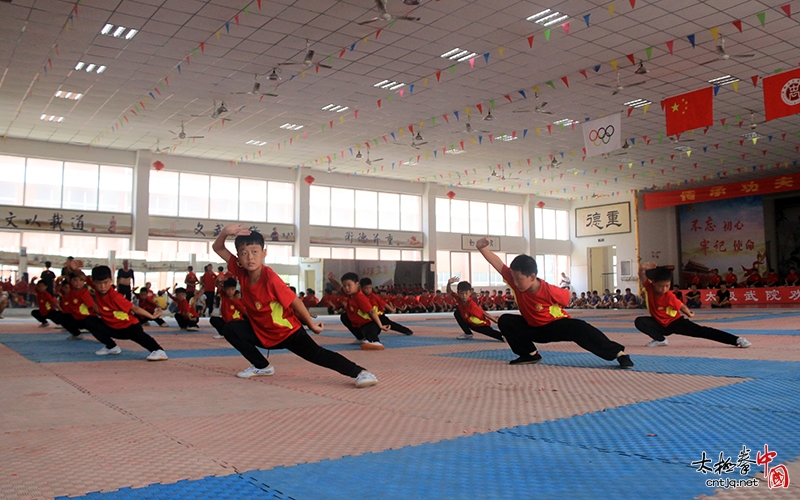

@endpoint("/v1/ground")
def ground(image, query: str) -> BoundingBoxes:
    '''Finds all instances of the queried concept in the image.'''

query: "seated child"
[636,262,749,348]
[31,280,63,327]
[786,267,799,286]
[597,289,613,309]
[173,288,200,330]
[709,283,732,308]
[360,278,412,335]
[707,268,722,288]
[503,288,516,310]
[567,292,578,309]
[212,225,377,387]
[447,277,503,341]
[612,289,623,308]
[685,284,702,309]
[135,287,168,327]
[764,269,780,287]
[210,278,245,339]
[475,237,633,368]
[672,285,683,303]
[574,292,588,308]
[621,288,638,309]
[328,272,391,350]
[724,267,738,288]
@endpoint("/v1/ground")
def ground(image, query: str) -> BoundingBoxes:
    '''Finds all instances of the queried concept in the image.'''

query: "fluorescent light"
[440,48,463,58]
[101,23,113,35]
[112,26,126,37]
[246,140,255,144]
[337,106,348,112]
[329,105,341,111]
[321,104,334,110]
[624,98,651,108]
[444,148,466,154]
[496,134,517,142]
[40,114,46,120]
[526,9,551,21]
[374,79,390,87]
[388,82,405,90]
[553,118,576,125]
[708,75,739,86]
[96,65,106,74]
[57,117,64,123]
[280,123,303,130]
[74,62,85,70]
[125,29,138,40]
[441,48,477,63]
[528,9,569,26]
[456,52,477,62]
[85,63,96,72]
[40,115,64,122]
[100,23,138,40]
[543,14,569,26]
[54,90,83,100]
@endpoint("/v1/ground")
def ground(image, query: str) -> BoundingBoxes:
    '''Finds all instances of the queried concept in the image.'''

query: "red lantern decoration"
[536,201,546,209]
[304,175,315,185]
[446,190,456,199]
[152,160,165,171]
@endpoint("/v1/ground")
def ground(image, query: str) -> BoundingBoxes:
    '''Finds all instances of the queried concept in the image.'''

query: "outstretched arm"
[446,276,459,296]
[291,297,323,334]
[639,260,657,283]
[327,271,343,291]
[475,237,505,274]
[212,223,251,263]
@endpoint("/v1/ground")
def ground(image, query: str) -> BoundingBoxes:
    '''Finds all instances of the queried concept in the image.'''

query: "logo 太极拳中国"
[780,78,800,106]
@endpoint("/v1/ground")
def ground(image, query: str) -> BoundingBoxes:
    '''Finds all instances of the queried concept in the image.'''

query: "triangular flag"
[710,27,719,40]
[593,65,601,72]
[626,54,636,65]
[544,29,551,41]
[645,46,652,60]
[713,86,721,96]
[377,99,381,108]
[562,22,570,35]
[579,69,588,79]
[584,14,591,27]
[545,81,555,89]
[643,103,650,114]
[498,47,505,57]
[409,84,414,94]
[610,59,618,72]
[527,35,534,48]
[436,71,441,81]
[781,4,791,17]
[629,0,636,8]
[687,34,695,48]
[732,81,739,92]
[561,76,569,88]
[751,75,759,87]
[733,19,743,32]
[469,58,475,68]
[666,40,674,54]
[484,52,490,63]
[757,12,766,26]
[477,103,483,114]
[608,4,615,16]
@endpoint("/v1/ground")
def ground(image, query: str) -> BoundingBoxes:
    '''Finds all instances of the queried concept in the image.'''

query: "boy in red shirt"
[787,267,799,286]
[200,264,217,317]
[31,280,63,327]
[476,237,633,368]
[213,224,377,387]
[210,278,245,339]
[173,287,200,330]
[764,269,780,287]
[184,266,199,295]
[636,262,750,349]
[360,277,412,335]
[708,268,722,288]
[302,288,319,308]
[724,267,738,288]
[85,265,167,360]
[135,287,168,328]
[328,272,391,350]
[60,272,96,339]
[447,277,502,341]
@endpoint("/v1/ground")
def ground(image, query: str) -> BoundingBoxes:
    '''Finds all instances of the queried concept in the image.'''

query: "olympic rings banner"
[582,113,621,158]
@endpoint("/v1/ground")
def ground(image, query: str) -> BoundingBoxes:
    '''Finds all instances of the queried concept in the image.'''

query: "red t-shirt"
[67,287,95,320]
[95,287,138,329]
[302,295,319,308]
[708,275,721,287]
[344,290,374,328]
[451,291,490,327]
[201,271,217,292]
[185,272,199,292]
[138,296,159,314]
[725,273,738,286]
[786,271,798,284]
[745,273,761,286]
[215,271,233,293]
[643,279,684,327]
[227,255,301,347]
[178,298,199,318]
[367,293,387,315]
[220,295,245,323]
[493,294,505,306]
[1,281,11,292]
[765,272,780,285]
[36,291,56,316]
[500,265,570,326]
[59,294,72,315]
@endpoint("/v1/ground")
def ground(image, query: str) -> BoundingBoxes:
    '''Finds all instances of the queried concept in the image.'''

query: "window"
[21,231,61,254]
[535,253,570,285]
[401,250,421,261]
[400,195,421,231]
[240,179,267,222]
[178,173,209,218]
[0,156,26,205]
[355,191,378,228]
[309,246,330,259]
[210,176,239,220]
[309,186,421,231]
[330,188,355,227]
[98,166,132,213]
[534,208,569,241]
[437,198,522,236]
[25,158,63,208]
[450,251,470,283]
[267,181,294,224]
[470,251,491,287]
[309,186,330,226]
[378,192,400,230]
[436,250,451,288]
[149,171,179,216]
[380,248,401,261]
[356,247,380,260]
[148,239,178,260]
[331,247,354,259]
[62,163,98,210]
[0,232,21,252]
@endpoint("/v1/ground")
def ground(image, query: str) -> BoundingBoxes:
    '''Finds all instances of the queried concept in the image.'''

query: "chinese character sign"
[149,216,295,242]
[679,196,766,282]
[575,202,631,237]
[1,205,131,235]
[309,226,423,249]
[461,235,501,251]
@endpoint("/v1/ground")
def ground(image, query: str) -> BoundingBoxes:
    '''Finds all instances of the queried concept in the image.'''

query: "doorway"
[588,245,617,292]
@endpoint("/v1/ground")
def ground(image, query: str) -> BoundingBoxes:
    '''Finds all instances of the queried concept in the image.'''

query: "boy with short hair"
[328,272,391,350]
[622,288,637,309]
[710,282,732,308]
[724,267,738,288]
[31,280,63,327]
[61,272,95,340]
[787,267,799,286]
[201,264,217,317]
[184,266,199,295]
[173,287,200,330]
[135,287,168,327]
[447,277,503,341]
[85,265,168,360]
[360,277,413,335]
[209,278,245,340]
[685,284,702,309]
[636,262,750,348]
[213,225,377,387]
[476,237,633,368]
[708,268,722,288]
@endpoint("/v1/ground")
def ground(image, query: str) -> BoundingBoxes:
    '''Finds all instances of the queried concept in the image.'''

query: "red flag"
[661,87,713,136]
[763,67,800,121]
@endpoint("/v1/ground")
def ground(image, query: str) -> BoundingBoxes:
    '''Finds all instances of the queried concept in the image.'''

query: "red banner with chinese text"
[643,172,800,210]
[680,287,800,306]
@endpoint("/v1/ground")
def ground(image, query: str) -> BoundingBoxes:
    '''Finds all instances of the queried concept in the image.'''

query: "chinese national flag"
[661,87,714,136]
[763,67,800,121]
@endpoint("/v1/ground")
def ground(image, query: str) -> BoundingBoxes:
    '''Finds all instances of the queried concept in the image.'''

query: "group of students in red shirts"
[688,266,799,289]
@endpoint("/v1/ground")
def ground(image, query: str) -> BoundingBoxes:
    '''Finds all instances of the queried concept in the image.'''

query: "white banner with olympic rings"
[582,113,621,157]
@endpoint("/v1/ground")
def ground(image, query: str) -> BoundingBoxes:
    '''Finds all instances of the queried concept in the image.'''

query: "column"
[131,150,151,251]
[421,182,437,262]
[523,195,535,256]
[295,169,310,258]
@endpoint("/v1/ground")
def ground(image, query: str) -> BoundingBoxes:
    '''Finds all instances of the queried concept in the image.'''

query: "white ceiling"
[2,0,800,200]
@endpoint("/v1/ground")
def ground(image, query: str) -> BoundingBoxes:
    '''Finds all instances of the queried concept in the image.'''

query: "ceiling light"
[374,80,405,89]
[445,148,466,154]
[553,118,576,125]
[54,90,83,100]
[85,63,96,72]
[440,48,479,63]
[246,140,267,146]
[100,24,113,35]
[623,98,651,108]
[74,62,85,70]
[75,62,106,74]
[483,110,494,121]
[125,29,138,40]
[40,114,64,122]
[100,24,138,40]
[355,150,362,158]
[388,82,405,90]
[635,61,648,75]
[112,26,126,37]
[527,9,552,22]
[401,160,418,166]
[321,104,334,110]
[96,65,106,74]
[496,134,517,142]
[740,131,763,140]
[415,132,424,141]
[374,79,390,87]
[280,123,303,130]
[268,68,281,81]
[674,145,692,152]
[708,75,739,86]
[528,9,569,26]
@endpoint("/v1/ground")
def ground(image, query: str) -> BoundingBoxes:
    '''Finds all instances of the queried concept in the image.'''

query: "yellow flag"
[709,27,719,40]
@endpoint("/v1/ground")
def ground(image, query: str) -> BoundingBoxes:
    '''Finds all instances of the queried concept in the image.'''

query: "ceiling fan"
[279,40,333,69]
[267,67,282,81]
[595,72,646,95]
[365,150,384,165]
[669,135,694,143]
[231,75,278,97]
[358,0,421,25]
[452,121,490,134]
[152,138,170,154]
[192,100,231,121]
[513,92,553,114]
[700,37,755,65]
[168,122,204,140]
[551,157,562,168]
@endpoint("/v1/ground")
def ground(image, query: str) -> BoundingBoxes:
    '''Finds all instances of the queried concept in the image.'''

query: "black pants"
[454,310,503,341]
[136,315,166,326]
[85,317,162,351]
[634,316,738,345]
[204,291,215,316]
[380,315,413,335]
[176,314,199,329]
[117,284,132,301]
[209,316,230,335]
[340,313,381,342]
[222,321,364,377]
[60,315,93,336]
[497,314,624,361]
[32,309,63,325]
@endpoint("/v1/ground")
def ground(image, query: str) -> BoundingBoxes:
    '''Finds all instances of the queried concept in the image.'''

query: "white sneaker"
[237,365,275,378]
[360,341,385,351]
[187,325,200,331]
[355,370,378,388]
[159,323,169,328]
[66,334,84,340]
[95,346,122,356]
[350,339,368,345]
[456,333,474,340]
[38,322,49,328]
[212,334,224,339]
[146,349,168,361]
[646,339,669,347]
[736,337,752,348]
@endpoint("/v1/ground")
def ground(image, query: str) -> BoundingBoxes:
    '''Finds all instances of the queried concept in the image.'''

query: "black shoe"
[509,352,542,365]
[617,354,634,369]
